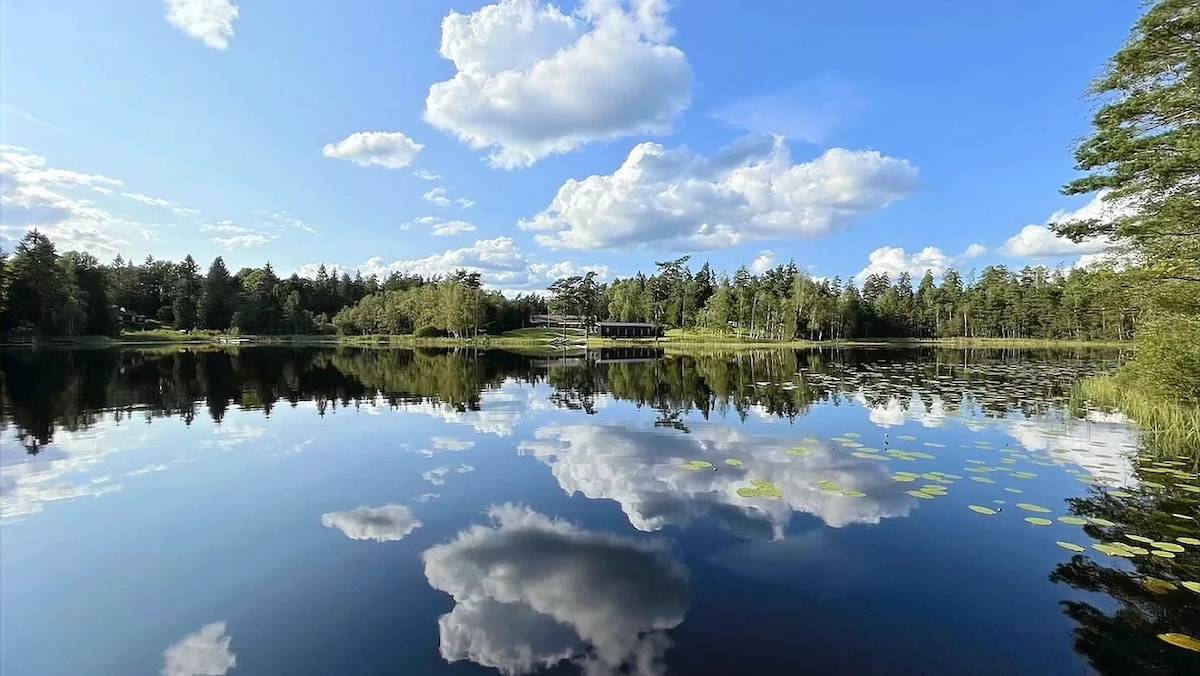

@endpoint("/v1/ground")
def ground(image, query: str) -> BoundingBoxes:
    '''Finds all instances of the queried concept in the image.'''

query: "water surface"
[1,346,1197,675]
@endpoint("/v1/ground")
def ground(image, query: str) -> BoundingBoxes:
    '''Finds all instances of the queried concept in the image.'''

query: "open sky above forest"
[0,0,1142,292]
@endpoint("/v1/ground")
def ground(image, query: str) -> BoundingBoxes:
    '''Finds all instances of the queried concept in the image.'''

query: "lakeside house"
[531,314,661,339]
[595,321,662,339]
[116,307,146,324]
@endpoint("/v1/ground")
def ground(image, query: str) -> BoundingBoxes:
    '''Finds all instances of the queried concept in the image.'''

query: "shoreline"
[0,332,1133,351]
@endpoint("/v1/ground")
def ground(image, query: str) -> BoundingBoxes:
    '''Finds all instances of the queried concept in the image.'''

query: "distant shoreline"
[0,330,1133,351]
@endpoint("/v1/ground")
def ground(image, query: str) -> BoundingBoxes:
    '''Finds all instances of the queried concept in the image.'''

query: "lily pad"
[1142,578,1177,594]
[1004,487,1024,494]
[724,458,744,467]
[1088,517,1116,527]
[1107,490,1133,498]
[1177,537,1200,546]
[1092,543,1133,557]
[680,460,714,470]
[1056,541,1085,552]
[970,476,996,484]
[1125,534,1155,544]
[907,490,935,500]
[968,505,997,515]
[1153,541,1186,553]
[1057,516,1088,525]
[1150,549,1176,558]
[1016,503,1052,513]
[1024,517,1052,526]
[786,446,814,455]
[1157,633,1200,652]
[1182,581,1200,594]
[737,479,784,499]
[840,489,866,498]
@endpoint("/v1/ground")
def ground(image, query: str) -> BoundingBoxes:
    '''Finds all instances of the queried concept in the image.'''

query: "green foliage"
[413,325,443,338]
[603,261,1139,342]
[198,257,237,331]
[1057,0,1200,408]
[0,229,1149,347]
[4,231,83,335]
[173,255,202,330]
[331,279,546,338]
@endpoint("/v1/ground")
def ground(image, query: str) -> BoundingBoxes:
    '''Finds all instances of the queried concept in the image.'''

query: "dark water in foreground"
[1,346,1197,676]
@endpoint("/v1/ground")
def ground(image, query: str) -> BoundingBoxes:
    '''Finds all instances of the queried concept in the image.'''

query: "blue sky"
[0,0,1139,291]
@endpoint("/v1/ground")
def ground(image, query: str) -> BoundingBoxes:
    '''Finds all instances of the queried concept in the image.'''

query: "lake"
[1,345,1197,676]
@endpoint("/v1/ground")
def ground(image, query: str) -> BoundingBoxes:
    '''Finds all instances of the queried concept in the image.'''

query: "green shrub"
[413,325,444,338]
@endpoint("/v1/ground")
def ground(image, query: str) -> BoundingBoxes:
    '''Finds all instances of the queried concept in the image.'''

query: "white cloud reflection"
[854,391,1140,487]
[321,503,422,542]
[422,504,691,676]
[161,621,236,676]
[518,422,916,538]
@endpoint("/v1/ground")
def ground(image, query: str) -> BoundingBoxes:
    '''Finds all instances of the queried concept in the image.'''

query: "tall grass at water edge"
[1075,374,1200,461]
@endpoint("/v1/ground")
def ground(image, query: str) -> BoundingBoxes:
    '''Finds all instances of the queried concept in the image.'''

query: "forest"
[0,231,547,339]
[0,228,1139,343]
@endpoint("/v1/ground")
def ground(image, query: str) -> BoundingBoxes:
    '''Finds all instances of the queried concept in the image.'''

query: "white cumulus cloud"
[422,504,691,675]
[161,621,236,676]
[422,187,475,209]
[163,0,239,50]
[432,220,476,236]
[749,250,776,274]
[521,135,918,251]
[854,242,986,282]
[321,503,422,542]
[323,131,424,170]
[1001,190,1133,260]
[424,0,692,168]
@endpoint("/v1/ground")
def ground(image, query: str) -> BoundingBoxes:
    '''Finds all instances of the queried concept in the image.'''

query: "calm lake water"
[1,346,1198,676]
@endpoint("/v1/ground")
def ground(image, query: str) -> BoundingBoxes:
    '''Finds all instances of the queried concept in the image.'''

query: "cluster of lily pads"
[736,479,784,499]
[722,361,1200,654]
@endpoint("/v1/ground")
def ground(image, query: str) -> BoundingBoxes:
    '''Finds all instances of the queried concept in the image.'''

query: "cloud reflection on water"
[321,503,422,542]
[160,622,236,676]
[520,423,916,537]
[422,504,691,676]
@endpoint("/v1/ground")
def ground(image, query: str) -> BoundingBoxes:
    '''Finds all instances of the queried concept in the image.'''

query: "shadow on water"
[1049,481,1200,674]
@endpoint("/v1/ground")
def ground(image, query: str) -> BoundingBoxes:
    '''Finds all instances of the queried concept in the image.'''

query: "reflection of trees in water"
[1049,486,1200,674]
[0,345,1120,449]
[0,347,531,449]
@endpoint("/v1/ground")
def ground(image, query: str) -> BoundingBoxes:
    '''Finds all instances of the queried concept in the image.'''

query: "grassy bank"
[1075,374,1200,457]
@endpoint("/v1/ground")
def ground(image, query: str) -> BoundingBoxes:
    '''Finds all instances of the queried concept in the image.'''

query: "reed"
[1075,374,1200,458]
